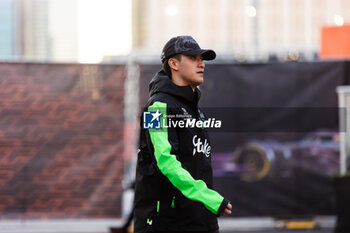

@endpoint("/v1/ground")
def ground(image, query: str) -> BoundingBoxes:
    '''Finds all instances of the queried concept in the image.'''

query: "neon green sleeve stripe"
[148,101,224,215]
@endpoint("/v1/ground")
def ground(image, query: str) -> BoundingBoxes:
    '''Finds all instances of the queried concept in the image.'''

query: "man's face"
[176,54,205,88]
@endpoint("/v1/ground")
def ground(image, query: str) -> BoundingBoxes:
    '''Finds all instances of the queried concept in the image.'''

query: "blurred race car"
[212,130,339,182]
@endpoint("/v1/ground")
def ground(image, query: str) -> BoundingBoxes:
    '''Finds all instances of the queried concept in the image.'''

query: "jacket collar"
[149,70,201,106]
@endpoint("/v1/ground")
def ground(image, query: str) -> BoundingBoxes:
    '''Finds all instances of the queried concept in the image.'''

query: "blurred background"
[1,0,350,62]
[1,1,350,233]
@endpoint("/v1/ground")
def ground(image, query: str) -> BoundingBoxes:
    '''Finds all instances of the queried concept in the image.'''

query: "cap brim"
[182,49,216,60]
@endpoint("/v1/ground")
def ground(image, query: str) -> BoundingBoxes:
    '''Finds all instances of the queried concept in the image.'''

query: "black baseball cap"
[161,35,216,63]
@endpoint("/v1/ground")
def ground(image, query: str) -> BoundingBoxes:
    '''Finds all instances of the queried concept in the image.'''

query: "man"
[134,36,232,233]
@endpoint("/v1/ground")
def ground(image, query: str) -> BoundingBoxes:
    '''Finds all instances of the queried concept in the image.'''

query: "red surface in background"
[320,25,350,59]
[0,63,126,219]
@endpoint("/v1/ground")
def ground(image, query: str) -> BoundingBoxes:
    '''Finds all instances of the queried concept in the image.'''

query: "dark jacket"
[134,70,229,233]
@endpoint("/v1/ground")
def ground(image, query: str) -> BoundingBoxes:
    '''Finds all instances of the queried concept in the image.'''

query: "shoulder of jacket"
[148,93,178,108]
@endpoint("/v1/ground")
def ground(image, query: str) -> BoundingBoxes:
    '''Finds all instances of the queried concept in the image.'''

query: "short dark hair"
[162,54,182,78]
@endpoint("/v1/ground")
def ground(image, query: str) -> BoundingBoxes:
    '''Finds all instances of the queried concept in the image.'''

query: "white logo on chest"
[192,135,211,157]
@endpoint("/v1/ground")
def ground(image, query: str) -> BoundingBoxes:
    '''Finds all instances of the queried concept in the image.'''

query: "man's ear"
[168,58,179,71]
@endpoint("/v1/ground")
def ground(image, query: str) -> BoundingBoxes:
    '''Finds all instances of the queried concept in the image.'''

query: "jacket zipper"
[171,196,175,208]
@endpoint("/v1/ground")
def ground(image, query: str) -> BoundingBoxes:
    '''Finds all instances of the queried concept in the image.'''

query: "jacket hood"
[149,70,201,105]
